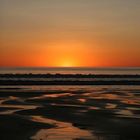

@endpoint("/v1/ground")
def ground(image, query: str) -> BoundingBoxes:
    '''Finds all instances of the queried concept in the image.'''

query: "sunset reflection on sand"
[0,85,140,140]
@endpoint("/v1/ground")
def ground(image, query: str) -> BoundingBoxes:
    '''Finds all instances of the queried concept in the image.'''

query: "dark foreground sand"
[0,86,140,140]
[0,114,53,140]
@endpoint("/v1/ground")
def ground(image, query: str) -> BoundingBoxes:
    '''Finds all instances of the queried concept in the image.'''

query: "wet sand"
[0,86,140,140]
[0,114,53,140]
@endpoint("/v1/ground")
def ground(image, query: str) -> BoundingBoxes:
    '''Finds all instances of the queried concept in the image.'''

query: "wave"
[0,74,140,85]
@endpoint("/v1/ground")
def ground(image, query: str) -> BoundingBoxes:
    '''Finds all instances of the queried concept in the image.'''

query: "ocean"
[0,67,140,85]
[0,67,140,74]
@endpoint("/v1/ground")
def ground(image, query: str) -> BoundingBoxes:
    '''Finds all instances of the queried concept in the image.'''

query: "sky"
[0,0,140,67]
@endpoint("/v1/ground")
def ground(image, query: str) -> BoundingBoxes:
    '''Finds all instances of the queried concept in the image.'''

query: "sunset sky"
[0,0,140,67]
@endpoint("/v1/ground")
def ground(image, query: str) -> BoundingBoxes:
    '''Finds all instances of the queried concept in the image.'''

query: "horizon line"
[0,66,140,69]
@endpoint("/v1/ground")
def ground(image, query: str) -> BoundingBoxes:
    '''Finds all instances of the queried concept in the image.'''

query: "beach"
[1,0,140,139]
[0,84,140,140]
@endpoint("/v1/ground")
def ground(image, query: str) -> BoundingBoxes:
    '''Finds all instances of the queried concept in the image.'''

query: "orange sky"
[0,0,140,67]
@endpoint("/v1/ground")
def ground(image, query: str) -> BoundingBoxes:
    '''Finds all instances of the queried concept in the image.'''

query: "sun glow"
[57,58,77,67]
[45,41,93,67]
[60,61,74,67]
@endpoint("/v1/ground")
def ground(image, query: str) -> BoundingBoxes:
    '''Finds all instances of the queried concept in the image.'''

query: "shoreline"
[0,74,140,85]
[1,74,140,78]
[0,80,140,85]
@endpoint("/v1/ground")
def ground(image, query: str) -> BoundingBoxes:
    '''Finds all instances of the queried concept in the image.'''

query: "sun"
[60,62,73,67]
[58,60,75,67]
[45,40,97,67]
